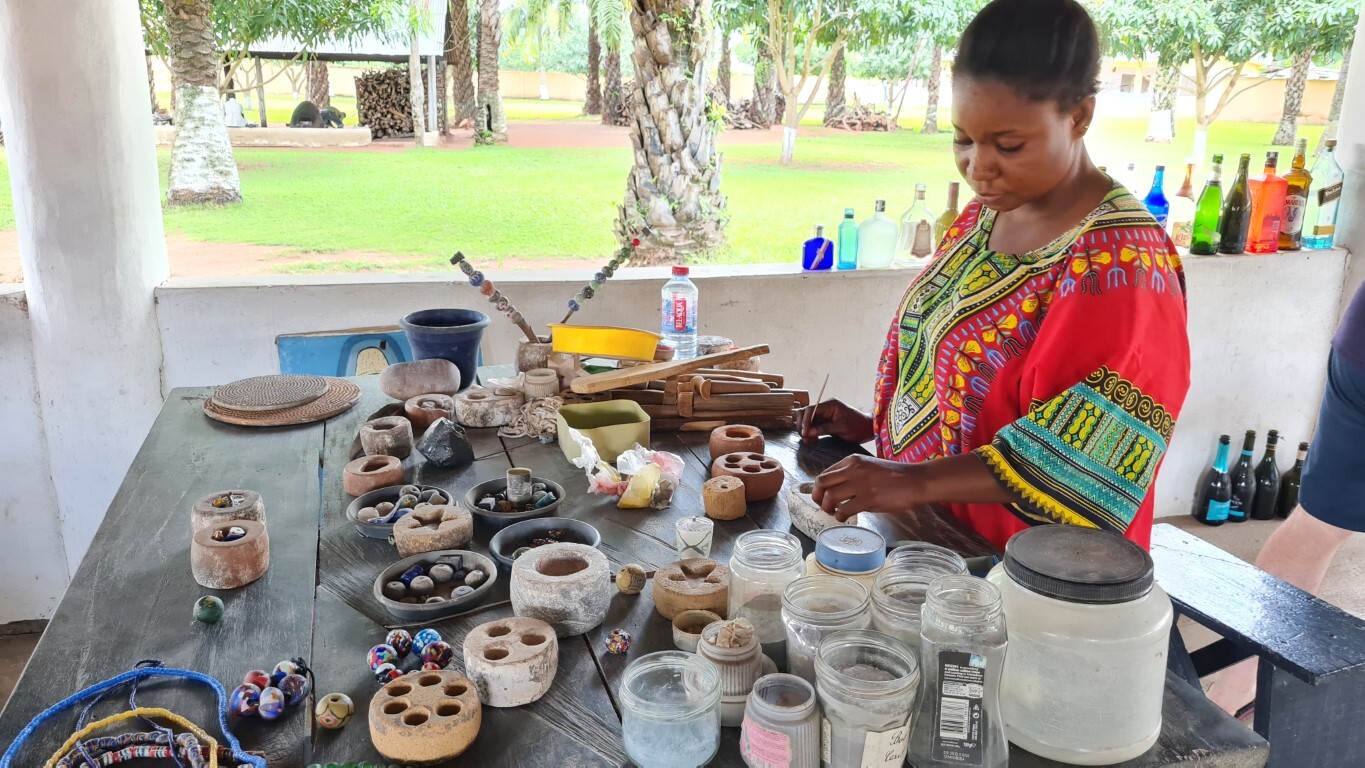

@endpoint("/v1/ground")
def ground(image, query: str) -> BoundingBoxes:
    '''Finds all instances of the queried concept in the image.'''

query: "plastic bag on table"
[616,444,683,510]
[567,427,630,496]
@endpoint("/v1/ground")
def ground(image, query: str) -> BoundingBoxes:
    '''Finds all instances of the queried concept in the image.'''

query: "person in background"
[801,0,1191,552]
[223,93,247,128]
[1207,280,1365,718]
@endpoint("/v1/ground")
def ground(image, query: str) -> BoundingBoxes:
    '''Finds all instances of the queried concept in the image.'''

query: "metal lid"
[815,525,886,574]
[1003,526,1154,605]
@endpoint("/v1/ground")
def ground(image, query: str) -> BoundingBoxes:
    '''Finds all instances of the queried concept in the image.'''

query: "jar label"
[741,714,792,768]
[931,651,987,765]
[860,722,911,767]
[822,718,832,765]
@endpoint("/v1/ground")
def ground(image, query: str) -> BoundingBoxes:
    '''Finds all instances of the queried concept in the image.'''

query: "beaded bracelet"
[558,240,637,324]
[45,708,218,768]
[56,731,211,768]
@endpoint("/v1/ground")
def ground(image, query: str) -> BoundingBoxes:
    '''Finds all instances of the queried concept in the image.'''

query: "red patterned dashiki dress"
[872,184,1191,551]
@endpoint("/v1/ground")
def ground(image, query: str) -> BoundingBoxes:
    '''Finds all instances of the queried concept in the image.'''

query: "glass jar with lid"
[740,673,820,768]
[908,575,1008,768]
[987,526,1172,765]
[781,575,871,685]
[620,650,723,768]
[814,629,920,767]
[729,530,806,667]
[870,544,969,651]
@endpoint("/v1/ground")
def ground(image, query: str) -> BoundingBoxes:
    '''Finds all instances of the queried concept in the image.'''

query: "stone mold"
[404,394,456,434]
[463,617,559,707]
[711,452,786,502]
[191,519,269,589]
[369,670,481,765]
[393,505,474,558]
[510,543,610,636]
[360,416,414,459]
[190,490,265,538]
[702,476,747,521]
[453,387,525,428]
[709,425,765,462]
[787,481,841,540]
[342,455,404,497]
[653,558,729,620]
[379,359,462,401]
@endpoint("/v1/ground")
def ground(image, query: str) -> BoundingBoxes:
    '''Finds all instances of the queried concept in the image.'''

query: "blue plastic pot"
[399,308,490,392]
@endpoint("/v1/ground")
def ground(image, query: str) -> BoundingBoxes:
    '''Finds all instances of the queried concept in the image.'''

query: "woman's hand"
[800,399,875,445]
[812,455,926,521]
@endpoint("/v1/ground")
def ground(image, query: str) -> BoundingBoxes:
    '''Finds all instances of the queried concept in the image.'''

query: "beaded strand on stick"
[559,239,638,324]
[448,252,540,343]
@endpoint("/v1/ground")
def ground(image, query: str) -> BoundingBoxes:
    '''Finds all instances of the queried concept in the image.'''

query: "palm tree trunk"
[718,30,731,102]
[1145,64,1177,142]
[753,44,776,129]
[824,45,846,125]
[602,46,623,125]
[585,19,602,115]
[307,60,330,109]
[165,0,241,206]
[617,0,726,259]
[922,44,942,135]
[446,0,477,128]
[1273,50,1313,146]
[1319,40,1352,154]
[254,58,268,127]
[475,0,507,143]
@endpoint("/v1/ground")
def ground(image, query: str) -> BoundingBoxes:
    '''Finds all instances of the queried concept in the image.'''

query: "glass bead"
[229,684,261,717]
[603,266,616,278]
[479,280,495,296]
[193,596,224,624]
[606,629,633,655]
[422,662,443,671]
[367,644,398,671]
[281,673,311,706]
[495,297,511,312]
[595,272,607,283]
[567,300,580,313]
[373,662,401,683]
[610,259,622,269]
[385,629,414,658]
[315,692,355,730]
[590,280,604,291]
[272,659,304,687]
[243,669,271,690]
[582,286,596,300]
[574,291,588,304]
[258,687,287,720]
[421,640,454,667]
[399,564,424,586]
[413,628,442,653]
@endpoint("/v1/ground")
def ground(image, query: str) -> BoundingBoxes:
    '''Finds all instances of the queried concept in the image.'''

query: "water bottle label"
[931,652,987,765]
[1207,499,1231,523]
[670,297,690,332]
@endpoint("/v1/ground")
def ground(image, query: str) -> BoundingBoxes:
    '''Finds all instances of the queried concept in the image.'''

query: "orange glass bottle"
[1246,151,1287,254]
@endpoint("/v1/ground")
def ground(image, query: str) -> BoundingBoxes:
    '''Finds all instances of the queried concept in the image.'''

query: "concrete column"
[0,2,168,569]
[1331,17,1365,302]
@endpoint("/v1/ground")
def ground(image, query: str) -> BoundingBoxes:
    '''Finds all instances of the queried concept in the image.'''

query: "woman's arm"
[813,453,1019,521]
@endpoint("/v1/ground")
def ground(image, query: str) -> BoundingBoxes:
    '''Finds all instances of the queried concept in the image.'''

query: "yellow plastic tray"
[548,324,663,362]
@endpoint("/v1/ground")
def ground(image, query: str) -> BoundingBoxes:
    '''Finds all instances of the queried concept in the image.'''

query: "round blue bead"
[595,272,607,283]
[567,300,580,312]
[413,628,442,653]
[229,683,260,717]
[258,686,287,720]
[280,673,311,706]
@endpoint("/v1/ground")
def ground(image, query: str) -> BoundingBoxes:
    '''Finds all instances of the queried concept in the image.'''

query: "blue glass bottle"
[803,225,834,271]
[837,209,858,270]
[1144,165,1170,227]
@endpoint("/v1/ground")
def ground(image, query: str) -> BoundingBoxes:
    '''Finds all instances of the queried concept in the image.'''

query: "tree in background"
[476,0,508,142]
[849,36,928,115]
[1266,0,1358,146]
[1319,36,1354,153]
[506,0,575,100]
[587,0,628,124]
[447,0,478,128]
[307,59,330,108]
[585,17,603,114]
[915,0,980,134]
[715,0,775,123]
[1145,63,1179,142]
[409,0,428,146]
[617,0,727,259]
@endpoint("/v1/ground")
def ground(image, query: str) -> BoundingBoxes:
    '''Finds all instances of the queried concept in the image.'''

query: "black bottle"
[1192,435,1233,526]
[1250,430,1281,520]
[1228,430,1256,522]
[1276,442,1309,519]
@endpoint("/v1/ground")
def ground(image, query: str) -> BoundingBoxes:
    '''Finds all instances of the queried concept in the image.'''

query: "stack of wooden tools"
[567,345,809,431]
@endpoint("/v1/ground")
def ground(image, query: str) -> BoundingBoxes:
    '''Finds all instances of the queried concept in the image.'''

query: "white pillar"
[1331,18,1365,302]
[0,2,168,569]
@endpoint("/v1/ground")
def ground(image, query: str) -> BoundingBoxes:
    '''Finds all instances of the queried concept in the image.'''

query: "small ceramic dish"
[372,549,498,622]
[488,517,602,574]
[347,484,447,539]
[671,609,723,653]
[462,476,566,531]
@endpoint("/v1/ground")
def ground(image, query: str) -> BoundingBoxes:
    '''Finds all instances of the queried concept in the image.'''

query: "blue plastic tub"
[399,308,490,393]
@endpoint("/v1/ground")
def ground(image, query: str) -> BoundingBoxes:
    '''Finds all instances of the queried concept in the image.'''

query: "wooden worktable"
[0,377,1267,766]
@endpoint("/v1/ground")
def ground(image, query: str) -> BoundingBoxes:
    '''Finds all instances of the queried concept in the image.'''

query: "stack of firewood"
[825,102,899,132]
[354,66,448,139]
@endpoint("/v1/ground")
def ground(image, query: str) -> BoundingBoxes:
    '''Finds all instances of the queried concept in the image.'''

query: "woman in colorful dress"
[803,0,1191,551]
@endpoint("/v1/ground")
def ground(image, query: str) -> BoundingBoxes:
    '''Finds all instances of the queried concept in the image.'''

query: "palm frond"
[590,0,629,51]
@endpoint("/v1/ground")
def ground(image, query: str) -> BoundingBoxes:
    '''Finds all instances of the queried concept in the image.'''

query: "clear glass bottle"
[837,209,858,269]
[1168,161,1197,247]
[660,266,698,359]
[781,576,872,685]
[730,530,807,668]
[898,184,936,261]
[1305,139,1344,249]
[741,673,821,768]
[908,575,1008,768]
[857,200,899,269]
[815,629,920,768]
[870,546,969,652]
[803,225,834,271]
[621,650,723,768]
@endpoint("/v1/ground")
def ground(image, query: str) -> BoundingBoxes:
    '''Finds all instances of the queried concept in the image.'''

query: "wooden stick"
[814,373,830,406]
[698,379,772,398]
[688,369,785,386]
[693,393,801,411]
[570,345,771,394]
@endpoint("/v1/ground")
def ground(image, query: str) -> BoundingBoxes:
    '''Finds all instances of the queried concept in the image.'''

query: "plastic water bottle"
[661,266,698,359]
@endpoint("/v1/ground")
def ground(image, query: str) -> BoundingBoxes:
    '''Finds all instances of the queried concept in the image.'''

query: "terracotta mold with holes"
[379,359,463,401]
[190,490,265,538]
[342,455,404,497]
[393,505,474,558]
[787,481,841,540]
[709,425,765,462]
[703,476,747,521]
[452,387,525,428]
[711,452,786,502]
[404,394,456,433]
[510,542,611,636]
[462,617,559,707]
[191,519,269,589]
[653,558,730,620]
[369,670,482,765]
[360,416,414,459]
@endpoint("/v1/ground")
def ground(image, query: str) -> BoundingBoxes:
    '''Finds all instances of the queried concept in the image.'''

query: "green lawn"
[0,114,1325,273]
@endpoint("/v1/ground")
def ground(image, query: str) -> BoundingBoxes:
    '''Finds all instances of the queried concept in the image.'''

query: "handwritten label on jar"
[741,715,792,768]
[932,651,986,765]
[860,722,911,767]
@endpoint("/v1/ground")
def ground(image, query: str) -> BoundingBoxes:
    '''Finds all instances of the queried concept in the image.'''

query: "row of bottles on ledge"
[802,182,961,270]
[1193,430,1308,526]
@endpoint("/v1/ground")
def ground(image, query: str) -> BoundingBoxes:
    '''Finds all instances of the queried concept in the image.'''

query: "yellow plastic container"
[548,324,662,362]
[556,400,651,464]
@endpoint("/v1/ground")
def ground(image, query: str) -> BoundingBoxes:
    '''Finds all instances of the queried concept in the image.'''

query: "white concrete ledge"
[152,125,372,148]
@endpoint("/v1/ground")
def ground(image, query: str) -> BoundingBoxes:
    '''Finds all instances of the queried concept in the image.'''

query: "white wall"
[0,287,70,623]
[156,253,1349,519]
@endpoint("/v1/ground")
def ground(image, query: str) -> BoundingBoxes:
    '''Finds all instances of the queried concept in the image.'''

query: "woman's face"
[951,77,1094,212]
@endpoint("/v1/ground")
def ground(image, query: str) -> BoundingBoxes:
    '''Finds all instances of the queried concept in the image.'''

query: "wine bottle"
[1228,429,1256,523]
[1192,435,1233,526]
[1250,429,1281,520]
[1143,165,1170,226]
[1218,154,1253,254]
[1189,154,1224,255]
[837,208,858,270]
[1169,161,1197,248]
[1247,152,1288,254]
[1279,139,1312,251]
[1276,441,1309,519]
[934,182,961,246]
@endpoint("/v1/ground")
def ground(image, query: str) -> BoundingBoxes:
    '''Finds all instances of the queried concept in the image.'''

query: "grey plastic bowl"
[347,484,447,539]
[462,476,566,531]
[488,517,602,574]
[372,549,498,622]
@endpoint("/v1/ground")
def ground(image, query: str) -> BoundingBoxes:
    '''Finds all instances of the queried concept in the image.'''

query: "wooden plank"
[1151,524,1365,684]
[0,387,323,766]
[1256,661,1365,767]
[570,345,771,394]
[687,369,785,386]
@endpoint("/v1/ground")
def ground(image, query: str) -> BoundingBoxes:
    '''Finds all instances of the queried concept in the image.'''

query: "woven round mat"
[204,378,361,427]
[210,374,329,412]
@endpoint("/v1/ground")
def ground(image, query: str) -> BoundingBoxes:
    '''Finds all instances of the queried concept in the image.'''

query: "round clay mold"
[190,489,265,538]
[404,394,456,434]
[369,670,481,765]
[393,504,474,558]
[342,455,404,497]
[709,425,765,462]
[360,416,415,459]
[191,519,269,590]
[711,452,786,502]
[653,558,730,620]
[510,543,611,636]
[463,617,560,707]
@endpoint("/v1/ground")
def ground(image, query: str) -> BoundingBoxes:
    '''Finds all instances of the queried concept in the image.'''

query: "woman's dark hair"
[955,0,1100,108]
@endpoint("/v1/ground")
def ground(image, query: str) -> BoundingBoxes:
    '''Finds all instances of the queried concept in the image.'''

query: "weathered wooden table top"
[0,377,1267,767]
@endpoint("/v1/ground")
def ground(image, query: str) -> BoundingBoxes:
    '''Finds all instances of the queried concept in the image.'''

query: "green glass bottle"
[1218,154,1253,254]
[1189,154,1224,255]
